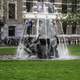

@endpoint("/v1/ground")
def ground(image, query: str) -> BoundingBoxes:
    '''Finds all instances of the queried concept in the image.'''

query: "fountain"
[16,1,70,60]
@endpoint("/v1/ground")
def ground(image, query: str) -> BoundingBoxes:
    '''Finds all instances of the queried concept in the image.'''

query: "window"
[38,0,44,2]
[72,22,76,34]
[0,27,1,33]
[0,21,4,28]
[72,0,77,13]
[8,3,15,19]
[62,0,67,13]
[49,0,54,2]
[26,0,33,12]
[0,0,1,10]
[76,0,80,12]
[67,0,72,12]
[8,26,15,36]
[62,22,67,34]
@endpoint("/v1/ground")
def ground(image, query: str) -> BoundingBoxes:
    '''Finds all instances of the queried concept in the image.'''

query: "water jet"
[16,1,70,60]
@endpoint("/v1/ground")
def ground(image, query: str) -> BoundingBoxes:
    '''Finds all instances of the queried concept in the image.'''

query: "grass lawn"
[68,45,80,56]
[0,45,80,56]
[0,60,80,80]
[0,47,16,55]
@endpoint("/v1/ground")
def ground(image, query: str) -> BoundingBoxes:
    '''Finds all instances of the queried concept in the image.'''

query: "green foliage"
[62,13,80,24]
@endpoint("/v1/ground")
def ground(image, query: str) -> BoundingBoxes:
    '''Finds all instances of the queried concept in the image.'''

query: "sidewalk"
[0,46,17,48]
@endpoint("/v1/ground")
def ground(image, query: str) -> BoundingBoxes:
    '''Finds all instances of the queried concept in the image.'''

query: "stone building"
[0,0,62,40]
[2,0,23,39]
[0,0,4,40]
[0,0,80,44]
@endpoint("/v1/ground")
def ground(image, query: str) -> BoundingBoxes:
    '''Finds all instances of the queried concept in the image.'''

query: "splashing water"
[16,1,71,60]
[16,43,28,59]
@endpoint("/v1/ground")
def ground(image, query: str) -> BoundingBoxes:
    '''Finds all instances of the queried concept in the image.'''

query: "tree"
[62,13,80,24]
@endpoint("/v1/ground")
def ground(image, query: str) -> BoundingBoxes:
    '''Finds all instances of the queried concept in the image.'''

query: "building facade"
[2,0,23,39]
[0,0,62,40]
[0,0,80,43]
[0,0,4,40]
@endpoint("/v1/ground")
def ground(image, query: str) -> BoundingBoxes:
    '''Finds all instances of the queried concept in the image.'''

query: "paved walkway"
[0,47,17,48]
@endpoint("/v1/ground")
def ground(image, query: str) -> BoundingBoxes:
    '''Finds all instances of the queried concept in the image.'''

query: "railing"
[22,12,61,19]
[58,35,80,45]
[0,34,80,46]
